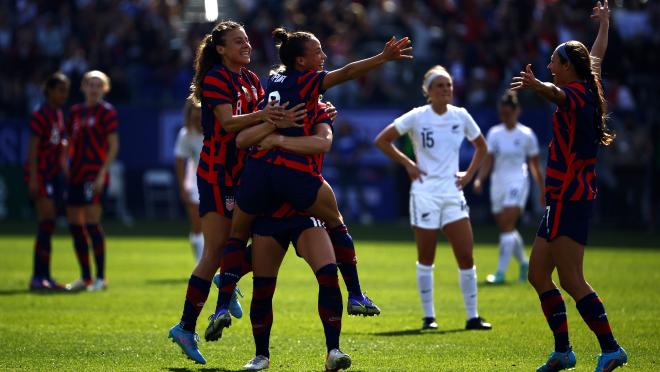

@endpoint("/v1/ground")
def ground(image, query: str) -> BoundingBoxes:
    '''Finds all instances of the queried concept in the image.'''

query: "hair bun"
[272,28,289,45]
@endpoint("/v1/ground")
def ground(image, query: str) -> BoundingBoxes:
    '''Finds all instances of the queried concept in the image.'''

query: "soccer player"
[167,20,299,365]
[511,1,627,371]
[473,90,544,284]
[25,72,70,291]
[65,70,119,292]
[174,98,204,262]
[374,65,492,331]
[208,28,412,338]
[239,102,351,371]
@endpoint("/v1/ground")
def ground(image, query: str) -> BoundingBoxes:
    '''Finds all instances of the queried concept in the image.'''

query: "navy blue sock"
[86,224,105,279]
[69,224,91,281]
[316,263,342,352]
[328,224,362,297]
[576,292,620,353]
[540,288,571,353]
[180,275,212,332]
[250,276,276,358]
[216,238,246,311]
[33,220,54,278]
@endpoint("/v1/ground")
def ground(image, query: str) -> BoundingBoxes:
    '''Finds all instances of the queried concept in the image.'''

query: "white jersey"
[486,123,539,186]
[394,104,481,197]
[174,127,203,193]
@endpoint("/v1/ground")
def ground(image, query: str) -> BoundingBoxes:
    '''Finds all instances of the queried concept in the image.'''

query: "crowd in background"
[0,0,657,228]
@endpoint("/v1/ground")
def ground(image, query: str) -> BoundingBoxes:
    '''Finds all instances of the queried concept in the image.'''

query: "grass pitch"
[0,225,658,371]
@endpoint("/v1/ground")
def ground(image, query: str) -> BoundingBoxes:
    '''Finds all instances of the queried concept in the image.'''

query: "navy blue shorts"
[67,181,107,206]
[252,215,326,257]
[28,174,65,201]
[237,158,323,215]
[197,175,234,218]
[537,200,594,246]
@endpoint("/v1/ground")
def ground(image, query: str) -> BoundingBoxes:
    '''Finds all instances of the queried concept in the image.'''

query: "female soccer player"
[209,29,412,337]
[374,65,491,331]
[511,2,627,371]
[167,20,300,365]
[473,90,544,284]
[239,102,351,371]
[65,70,119,292]
[26,72,70,291]
[174,98,204,262]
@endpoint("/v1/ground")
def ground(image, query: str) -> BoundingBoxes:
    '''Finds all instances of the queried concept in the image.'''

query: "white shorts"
[409,193,469,229]
[490,179,529,214]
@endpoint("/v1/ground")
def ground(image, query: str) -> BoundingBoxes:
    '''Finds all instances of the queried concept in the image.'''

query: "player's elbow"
[319,138,332,153]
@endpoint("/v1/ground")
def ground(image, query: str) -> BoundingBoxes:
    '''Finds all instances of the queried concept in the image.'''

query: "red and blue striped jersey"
[67,101,118,183]
[25,103,66,180]
[198,64,264,186]
[250,69,328,176]
[545,81,599,201]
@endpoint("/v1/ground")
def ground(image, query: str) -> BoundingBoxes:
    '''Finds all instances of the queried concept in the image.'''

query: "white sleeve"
[392,108,419,136]
[486,128,496,154]
[461,108,481,141]
[174,128,188,159]
[527,130,540,157]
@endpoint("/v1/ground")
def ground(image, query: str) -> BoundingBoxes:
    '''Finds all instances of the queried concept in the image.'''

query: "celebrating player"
[208,28,412,340]
[65,70,119,292]
[174,98,204,262]
[26,72,70,291]
[374,65,491,331]
[473,90,544,284]
[510,1,627,371]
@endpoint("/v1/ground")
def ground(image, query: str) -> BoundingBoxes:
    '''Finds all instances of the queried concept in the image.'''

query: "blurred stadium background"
[0,0,657,231]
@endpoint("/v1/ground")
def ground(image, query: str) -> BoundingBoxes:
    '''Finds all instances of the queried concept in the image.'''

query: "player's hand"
[257,134,283,150]
[404,163,427,183]
[381,36,413,62]
[324,100,338,121]
[510,64,538,91]
[28,177,38,199]
[93,174,105,195]
[473,179,483,194]
[261,100,285,123]
[273,102,306,129]
[591,0,610,23]
[455,171,473,190]
[179,188,190,203]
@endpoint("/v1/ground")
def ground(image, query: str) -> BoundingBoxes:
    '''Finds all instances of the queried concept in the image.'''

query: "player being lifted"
[511,1,627,371]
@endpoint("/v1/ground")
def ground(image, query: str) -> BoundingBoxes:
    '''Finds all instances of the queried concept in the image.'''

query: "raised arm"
[323,37,412,90]
[590,0,610,76]
[374,124,427,182]
[511,64,567,107]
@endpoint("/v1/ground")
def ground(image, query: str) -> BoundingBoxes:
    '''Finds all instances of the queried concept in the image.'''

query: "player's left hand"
[455,171,473,190]
[324,101,338,121]
[381,36,413,61]
[510,64,538,91]
[257,134,282,150]
[93,174,105,195]
[591,0,610,22]
[274,102,306,128]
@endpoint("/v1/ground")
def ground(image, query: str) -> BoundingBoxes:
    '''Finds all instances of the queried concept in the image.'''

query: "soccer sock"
[576,292,620,353]
[216,238,246,311]
[497,232,516,273]
[69,224,91,281]
[250,276,277,358]
[539,288,571,352]
[180,275,212,332]
[242,243,253,277]
[33,219,55,278]
[189,232,204,263]
[316,263,342,352]
[512,230,528,264]
[416,262,435,318]
[458,266,479,320]
[328,224,362,297]
[87,224,105,279]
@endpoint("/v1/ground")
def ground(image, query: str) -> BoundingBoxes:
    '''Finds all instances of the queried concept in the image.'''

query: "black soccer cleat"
[465,316,492,330]
[422,317,438,330]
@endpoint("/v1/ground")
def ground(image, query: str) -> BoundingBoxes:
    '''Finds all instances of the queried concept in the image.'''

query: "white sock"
[190,232,204,262]
[458,266,479,320]
[497,232,517,273]
[512,230,528,264]
[416,262,435,318]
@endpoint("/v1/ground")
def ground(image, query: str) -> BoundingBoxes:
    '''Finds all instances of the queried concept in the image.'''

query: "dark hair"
[272,27,315,72]
[558,41,615,146]
[189,20,243,104]
[43,72,70,96]
[499,90,519,109]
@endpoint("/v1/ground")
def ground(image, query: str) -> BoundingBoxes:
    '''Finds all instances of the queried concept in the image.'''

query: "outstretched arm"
[590,0,610,76]
[323,37,412,90]
[511,64,567,107]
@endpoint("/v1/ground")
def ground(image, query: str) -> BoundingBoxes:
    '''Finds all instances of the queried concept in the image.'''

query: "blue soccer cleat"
[205,307,231,341]
[485,271,505,285]
[212,272,243,319]
[29,277,66,292]
[519,262,529,282]
[347,292,381,316]
[594,347,627,372]
[537,349,576,372]
[168,324,206,364]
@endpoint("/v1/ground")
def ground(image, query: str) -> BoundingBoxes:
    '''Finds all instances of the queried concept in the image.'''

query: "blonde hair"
[183,98,201,129]
[422,65,451,98]
[82,70,111,93]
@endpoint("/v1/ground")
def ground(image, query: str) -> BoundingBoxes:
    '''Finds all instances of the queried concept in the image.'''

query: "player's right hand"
[274,102,306,128]
[405,163,426,183]
[381,36,413,61]
[261,101,285,123]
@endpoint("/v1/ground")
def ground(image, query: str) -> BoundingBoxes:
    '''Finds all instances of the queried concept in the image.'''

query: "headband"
[423,70,451,93]
[556,43,570,62]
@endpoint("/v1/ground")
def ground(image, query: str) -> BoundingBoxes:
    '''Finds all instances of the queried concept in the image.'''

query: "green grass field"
[1,226,659,371]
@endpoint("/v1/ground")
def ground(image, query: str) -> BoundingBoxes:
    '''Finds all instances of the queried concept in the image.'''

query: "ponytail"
[271,27,315,72]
